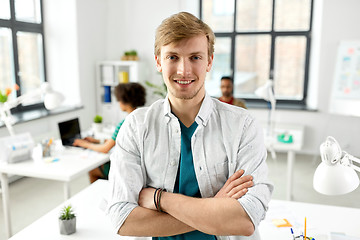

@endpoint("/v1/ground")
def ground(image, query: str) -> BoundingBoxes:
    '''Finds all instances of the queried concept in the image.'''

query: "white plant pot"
[92,122,103,134]
[59,217,76,235]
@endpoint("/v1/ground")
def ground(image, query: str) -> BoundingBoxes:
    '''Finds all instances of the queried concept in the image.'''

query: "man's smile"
[174,80,194,85]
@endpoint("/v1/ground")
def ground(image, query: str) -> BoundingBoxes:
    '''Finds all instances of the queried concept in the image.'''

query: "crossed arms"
[118,169,255,237]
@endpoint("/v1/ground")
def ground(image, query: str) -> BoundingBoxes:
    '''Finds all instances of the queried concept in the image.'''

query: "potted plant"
[121,49,139,61]
[92,114,103,134]
[59,205,76,235]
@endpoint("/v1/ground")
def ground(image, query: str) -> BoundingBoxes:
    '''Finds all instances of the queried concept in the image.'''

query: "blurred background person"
[73,82,146,183]
[218,76,247,109]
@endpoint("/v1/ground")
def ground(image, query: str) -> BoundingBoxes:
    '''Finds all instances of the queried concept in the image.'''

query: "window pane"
[274,36,306,100]
[236,0,272,32]
[17,31,45,105]
[274,0,311,31]
[205,37,232,97]
[202,0,234,32]
[0,0,11,19]
[0,28,15,98]
[234,35,271,98]
[15,0,41,23]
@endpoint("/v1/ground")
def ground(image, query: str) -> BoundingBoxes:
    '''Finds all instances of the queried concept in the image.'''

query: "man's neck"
[169,93,205,128]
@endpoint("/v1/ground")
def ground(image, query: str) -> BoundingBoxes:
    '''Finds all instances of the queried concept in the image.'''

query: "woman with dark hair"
[73,82,146,183]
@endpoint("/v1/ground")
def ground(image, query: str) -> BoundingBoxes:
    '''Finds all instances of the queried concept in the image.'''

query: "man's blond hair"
[154,12,215,59]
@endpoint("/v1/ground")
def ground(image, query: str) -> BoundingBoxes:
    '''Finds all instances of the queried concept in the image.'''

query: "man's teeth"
[176,80,192,84]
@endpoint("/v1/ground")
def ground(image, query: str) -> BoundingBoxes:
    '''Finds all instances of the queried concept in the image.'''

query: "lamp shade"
[44,91,64,110]
[313,160,360,195]
[255,80,274,103]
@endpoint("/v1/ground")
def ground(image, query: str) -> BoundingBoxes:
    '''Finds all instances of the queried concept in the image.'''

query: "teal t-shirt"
[111,119,125,141]
[153,120,216,240]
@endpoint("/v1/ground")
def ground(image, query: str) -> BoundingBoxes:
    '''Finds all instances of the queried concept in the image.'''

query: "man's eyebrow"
[163,51,178,55]
[190,51,206,55]
[163,51,206,55]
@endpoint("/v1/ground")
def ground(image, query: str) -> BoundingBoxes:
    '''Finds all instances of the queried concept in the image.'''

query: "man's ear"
[155,55,162,72]
[206,54,214,72]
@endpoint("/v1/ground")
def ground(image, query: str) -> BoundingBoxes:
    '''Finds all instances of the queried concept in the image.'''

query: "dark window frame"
[0,0,47,113]
[200,0,314,108]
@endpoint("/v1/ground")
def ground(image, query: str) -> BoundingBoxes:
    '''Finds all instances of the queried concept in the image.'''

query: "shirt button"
[170,161,176,166]
[175,129,179,133]
[199,166,202,171]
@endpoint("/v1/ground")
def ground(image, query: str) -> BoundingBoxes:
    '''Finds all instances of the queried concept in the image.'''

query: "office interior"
[0,0,360,239]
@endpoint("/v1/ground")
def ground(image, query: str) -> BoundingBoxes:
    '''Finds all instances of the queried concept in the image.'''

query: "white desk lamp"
[0,83,64,136]
[313,136,360,195]
[255,79,277,159]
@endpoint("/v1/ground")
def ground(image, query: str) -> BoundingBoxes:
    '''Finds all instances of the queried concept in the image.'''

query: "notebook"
[58,118,82,146]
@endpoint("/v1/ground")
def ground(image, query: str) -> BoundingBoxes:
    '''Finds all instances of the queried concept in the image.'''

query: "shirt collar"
[163,92,213,126]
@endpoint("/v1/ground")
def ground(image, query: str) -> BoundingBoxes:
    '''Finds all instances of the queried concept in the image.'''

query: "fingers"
[215,169,254,199]
[227,179,253,198]
[227,175,253,190]
[223,169,245,188]
[231,188,248,199]
[72,139,79,146]
[223,170,254,199]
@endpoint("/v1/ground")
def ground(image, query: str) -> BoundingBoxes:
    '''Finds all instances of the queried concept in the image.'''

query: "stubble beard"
[169,81,205,100]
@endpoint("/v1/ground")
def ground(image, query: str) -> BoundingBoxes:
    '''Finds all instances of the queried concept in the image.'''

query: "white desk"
[259,199,360,239]
[8,180,149,240]
[264,123,305,201]
[0,147,109,239]
[9,180,359,240]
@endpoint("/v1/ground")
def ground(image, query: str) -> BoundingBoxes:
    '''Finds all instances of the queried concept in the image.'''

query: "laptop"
[58,118,82,146]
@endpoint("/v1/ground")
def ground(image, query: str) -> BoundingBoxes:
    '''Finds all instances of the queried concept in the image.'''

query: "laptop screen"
[58,118,81,146]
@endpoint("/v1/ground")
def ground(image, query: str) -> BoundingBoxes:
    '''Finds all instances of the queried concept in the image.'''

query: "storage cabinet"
[95,61,144,126]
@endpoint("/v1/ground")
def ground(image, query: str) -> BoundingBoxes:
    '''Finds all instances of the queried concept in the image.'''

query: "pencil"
[304,217,307,240]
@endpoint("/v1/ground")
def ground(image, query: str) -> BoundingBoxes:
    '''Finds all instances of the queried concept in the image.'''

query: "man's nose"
[177,59,191,76]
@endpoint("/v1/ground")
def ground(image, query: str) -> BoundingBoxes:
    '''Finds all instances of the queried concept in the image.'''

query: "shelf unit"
[95,61,144,126]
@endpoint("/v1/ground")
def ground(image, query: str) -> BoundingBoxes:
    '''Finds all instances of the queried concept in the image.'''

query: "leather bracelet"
[156,188,167,212]
[153,188,160,210]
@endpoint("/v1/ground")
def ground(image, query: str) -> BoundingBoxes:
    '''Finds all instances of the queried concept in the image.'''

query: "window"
[201,0,313,107]
[0,0,46,111]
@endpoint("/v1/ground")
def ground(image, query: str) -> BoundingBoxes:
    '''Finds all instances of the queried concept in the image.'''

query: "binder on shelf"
[118,71,129,83]
[101,65,115,85]
[103,86,111,103]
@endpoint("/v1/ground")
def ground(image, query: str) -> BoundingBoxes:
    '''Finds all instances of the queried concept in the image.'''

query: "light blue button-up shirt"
[106,93,273,240]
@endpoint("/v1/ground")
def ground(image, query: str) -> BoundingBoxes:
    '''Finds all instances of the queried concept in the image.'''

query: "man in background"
[219,76,247,109]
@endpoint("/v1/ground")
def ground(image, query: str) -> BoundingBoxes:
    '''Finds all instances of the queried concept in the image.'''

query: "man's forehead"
[160,36,208,55]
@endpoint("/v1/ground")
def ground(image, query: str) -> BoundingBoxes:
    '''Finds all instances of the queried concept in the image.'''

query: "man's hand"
[215,169,253,199]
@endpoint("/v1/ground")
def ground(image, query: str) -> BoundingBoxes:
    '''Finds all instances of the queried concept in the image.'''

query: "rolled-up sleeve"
[105,116,146,233]
[236,116,273,229]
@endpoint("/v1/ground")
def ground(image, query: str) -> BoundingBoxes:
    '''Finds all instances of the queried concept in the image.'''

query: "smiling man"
[106,12,273,240]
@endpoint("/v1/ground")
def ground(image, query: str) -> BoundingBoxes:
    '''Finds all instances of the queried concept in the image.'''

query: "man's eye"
[167,56,177,60]
[192,56,201,60]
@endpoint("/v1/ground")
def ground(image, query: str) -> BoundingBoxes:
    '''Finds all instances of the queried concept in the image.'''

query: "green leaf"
[93,115,102,123]
[59,205,76,220]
